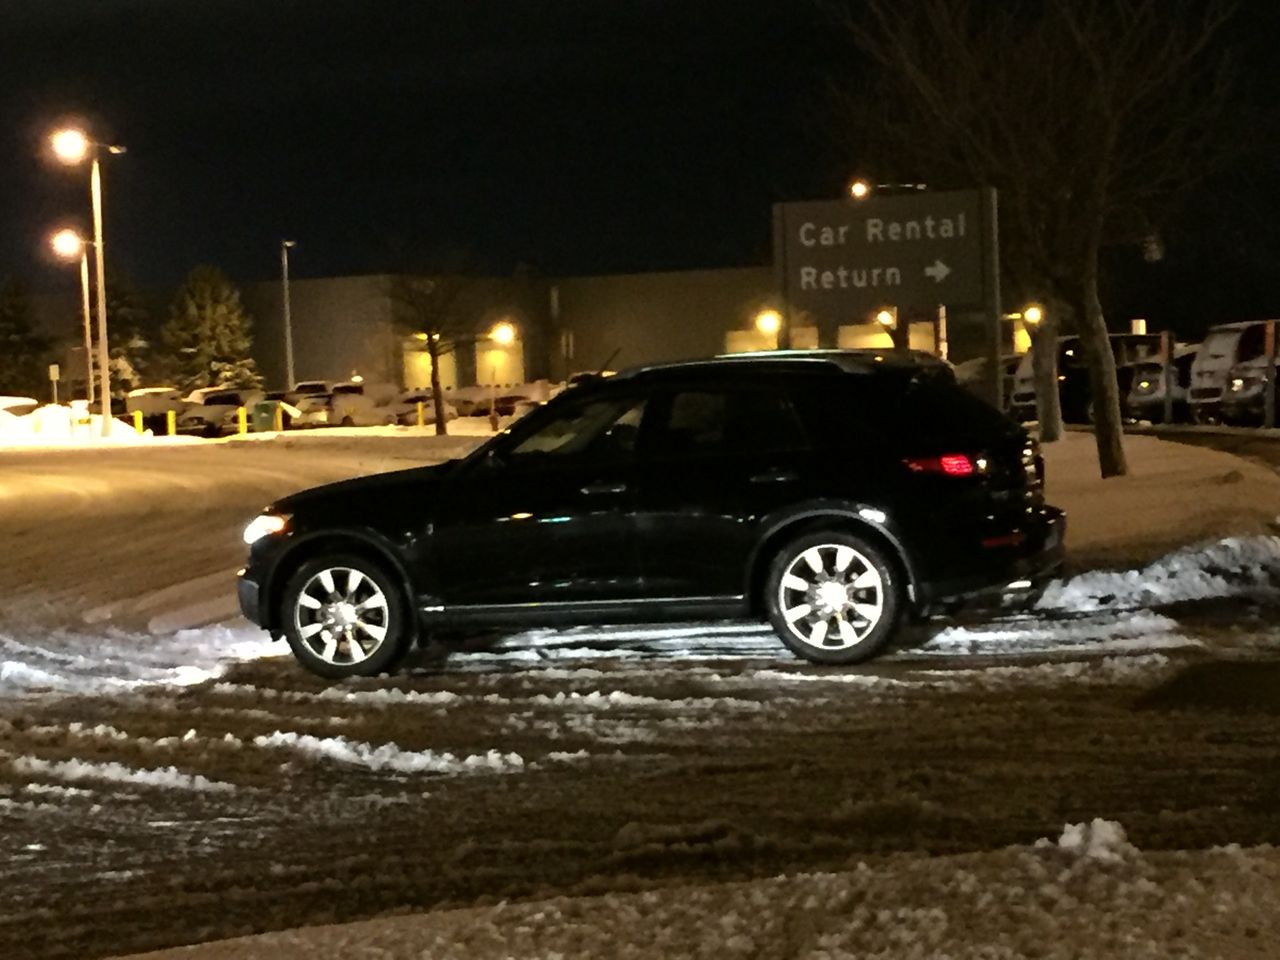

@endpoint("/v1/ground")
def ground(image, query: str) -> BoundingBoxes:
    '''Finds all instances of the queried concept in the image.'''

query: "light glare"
[51,128,91,164]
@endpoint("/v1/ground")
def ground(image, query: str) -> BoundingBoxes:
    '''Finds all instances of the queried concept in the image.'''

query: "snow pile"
[10,755,234,793]
[253,731,525,775]
[0,624,278,698]
[117,824,1280,960]
[1040,535,1280,612]
[919,610,1193,656]
[1041,818,1139,863]
[1044,431,1280,566]
[0,405,193,448]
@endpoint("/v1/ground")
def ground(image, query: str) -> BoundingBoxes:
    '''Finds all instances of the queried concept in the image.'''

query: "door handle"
[580,481,628,495]
[749,469,798,485]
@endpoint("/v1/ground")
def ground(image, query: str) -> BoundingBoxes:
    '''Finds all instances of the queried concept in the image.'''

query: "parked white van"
[1187,321,1272,424]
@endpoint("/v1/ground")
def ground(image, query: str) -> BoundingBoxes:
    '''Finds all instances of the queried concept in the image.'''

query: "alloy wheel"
[776,543,885,651]
[292,566,391,665]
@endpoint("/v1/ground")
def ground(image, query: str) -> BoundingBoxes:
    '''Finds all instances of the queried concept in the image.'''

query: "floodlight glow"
[490,321,516,346]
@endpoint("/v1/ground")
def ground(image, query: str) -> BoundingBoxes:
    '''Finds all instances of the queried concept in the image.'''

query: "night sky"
[1,0,1278,339]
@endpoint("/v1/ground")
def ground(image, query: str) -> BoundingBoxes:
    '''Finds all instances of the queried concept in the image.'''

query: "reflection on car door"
[633,385,813,602]
[432,395,647,608]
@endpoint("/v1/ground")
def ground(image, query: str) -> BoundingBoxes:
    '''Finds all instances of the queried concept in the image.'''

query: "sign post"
[1160,331,1174,425]
[48,363,60,405]
[1265,320,1276,430]
[773,187,1000,406]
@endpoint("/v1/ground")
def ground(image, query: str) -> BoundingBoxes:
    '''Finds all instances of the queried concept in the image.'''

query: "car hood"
[273,461,457,517]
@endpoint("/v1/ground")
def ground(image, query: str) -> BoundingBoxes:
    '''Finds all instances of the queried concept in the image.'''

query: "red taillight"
[903,454,979,477]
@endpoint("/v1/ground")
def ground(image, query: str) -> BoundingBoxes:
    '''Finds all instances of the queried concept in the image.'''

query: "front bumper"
[237,570,264,626]
[916,505,1065,612]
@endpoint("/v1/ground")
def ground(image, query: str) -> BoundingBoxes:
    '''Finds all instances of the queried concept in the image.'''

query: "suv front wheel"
[764,531,901,665]
[282,554,411,678]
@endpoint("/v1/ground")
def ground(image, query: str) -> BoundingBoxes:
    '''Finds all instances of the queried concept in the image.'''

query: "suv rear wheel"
[282,555,410,678]
[764,531,901,665]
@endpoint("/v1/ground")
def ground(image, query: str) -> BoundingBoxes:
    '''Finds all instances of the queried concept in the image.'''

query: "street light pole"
[90,155,110,434]
[48,127,123,436]
[281,240,296,389]
[79,250,94,405]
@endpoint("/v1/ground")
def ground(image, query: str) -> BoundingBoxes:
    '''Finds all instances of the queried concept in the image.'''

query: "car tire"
[340,416,355,427]
[281,554,412,678]
[764,531,902,665]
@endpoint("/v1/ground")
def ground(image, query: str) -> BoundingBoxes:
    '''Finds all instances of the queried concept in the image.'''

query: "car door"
[633,383,813,601]
[432,392,649,608]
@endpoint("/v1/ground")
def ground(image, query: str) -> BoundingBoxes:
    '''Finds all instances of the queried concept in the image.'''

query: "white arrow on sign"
[924,260,951,283]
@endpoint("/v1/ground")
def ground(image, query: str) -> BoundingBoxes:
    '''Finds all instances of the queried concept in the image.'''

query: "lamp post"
[48,228,94,404]
[50,127,125,436]
[281,240,297,389]
[487,321,517,432]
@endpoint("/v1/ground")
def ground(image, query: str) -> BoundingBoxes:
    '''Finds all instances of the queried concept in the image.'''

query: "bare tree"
[387,265,477,436]
[830,0,1237,476]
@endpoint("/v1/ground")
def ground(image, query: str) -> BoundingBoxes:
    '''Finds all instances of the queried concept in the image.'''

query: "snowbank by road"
[1044,431,1280,567]
[117,820,1280,960]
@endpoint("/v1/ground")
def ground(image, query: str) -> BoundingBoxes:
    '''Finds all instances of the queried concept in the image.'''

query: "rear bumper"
[915,505,1065,612]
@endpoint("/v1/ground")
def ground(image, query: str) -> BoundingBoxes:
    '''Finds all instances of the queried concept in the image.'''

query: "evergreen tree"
[82,275,155,395]
[163,266,262,391]
[0,277,50,397]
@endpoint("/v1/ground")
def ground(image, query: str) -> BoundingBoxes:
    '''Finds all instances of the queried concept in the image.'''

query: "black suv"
[239,351,1064,677]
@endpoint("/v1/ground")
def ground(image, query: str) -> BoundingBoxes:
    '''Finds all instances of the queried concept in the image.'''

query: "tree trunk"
[1074,269,1128,477]
[1029,315,1064,442]
[428,340,448,436]
[891,318,910,352]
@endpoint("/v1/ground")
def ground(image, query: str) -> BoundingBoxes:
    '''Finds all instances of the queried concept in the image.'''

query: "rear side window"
[647,388,805,458]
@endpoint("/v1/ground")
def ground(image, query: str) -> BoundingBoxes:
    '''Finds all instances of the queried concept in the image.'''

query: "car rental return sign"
[773,188,994,323]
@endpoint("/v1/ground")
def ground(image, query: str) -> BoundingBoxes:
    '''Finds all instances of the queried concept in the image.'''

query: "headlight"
[1231,378,1244,392]
[243,513,289,545]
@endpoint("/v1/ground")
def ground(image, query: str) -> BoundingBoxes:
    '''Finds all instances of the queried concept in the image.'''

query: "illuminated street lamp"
[48,228,96,404]
[755,309,782,348]
[1023,305,1044,325]
[489,320,517,346]
[875,308,897,328]
[48,125,126,435]
[848,179,871,200]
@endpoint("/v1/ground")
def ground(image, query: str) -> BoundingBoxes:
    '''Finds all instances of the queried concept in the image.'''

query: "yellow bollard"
[273,404,284,432]
[417,400,425,427]
[167,409,176,436]
[237,406,248,435]
[133,410,144,435]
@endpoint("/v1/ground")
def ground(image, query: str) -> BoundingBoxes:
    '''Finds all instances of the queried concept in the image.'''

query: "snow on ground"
[1044,430,1280,567]
[118,822,1280,960]
[2,425,1280,960]
[0,624,278,697]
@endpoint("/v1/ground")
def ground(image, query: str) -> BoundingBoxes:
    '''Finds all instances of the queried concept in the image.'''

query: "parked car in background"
[392,390,459,426]
[239,349,1064,679]
[286,380,333,405]
[1123,346,1197,423]
[1008,334,1161,423]
[1188,321,1273,424]
[177,387,265,437]
[1221,348,1280,426]
[125,387,185,432]
[292,381,401,427]
[0,396,39,417]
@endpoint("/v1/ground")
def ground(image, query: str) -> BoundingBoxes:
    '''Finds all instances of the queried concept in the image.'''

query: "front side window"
[506,396,646,463]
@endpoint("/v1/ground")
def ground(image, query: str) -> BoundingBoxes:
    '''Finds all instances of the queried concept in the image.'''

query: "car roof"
[606,349,950,384]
